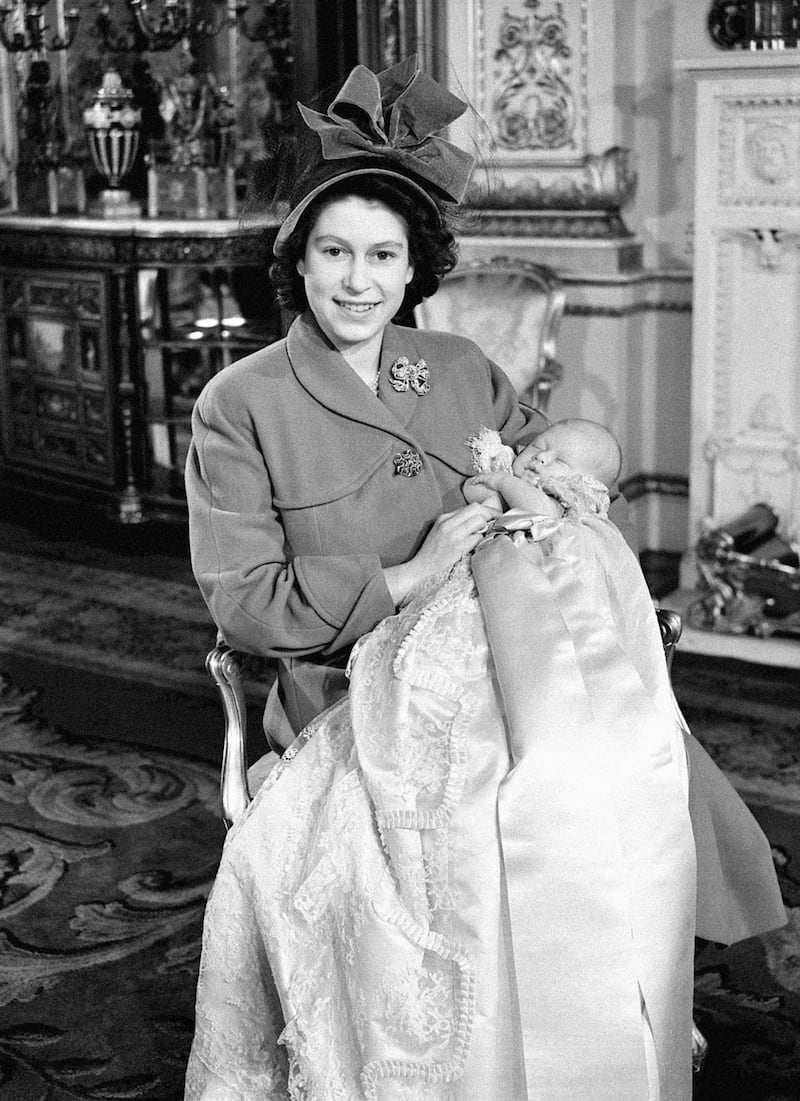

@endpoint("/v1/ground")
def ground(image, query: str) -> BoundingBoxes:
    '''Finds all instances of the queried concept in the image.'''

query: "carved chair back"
[413,256,566,414]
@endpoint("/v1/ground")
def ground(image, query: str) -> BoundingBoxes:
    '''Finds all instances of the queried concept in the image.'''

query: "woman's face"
[296,195,414,356]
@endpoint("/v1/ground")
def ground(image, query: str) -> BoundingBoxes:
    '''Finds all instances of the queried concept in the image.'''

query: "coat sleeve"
[185,386,395,658]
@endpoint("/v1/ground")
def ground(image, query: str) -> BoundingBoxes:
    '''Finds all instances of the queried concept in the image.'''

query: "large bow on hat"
[297,55,475,204]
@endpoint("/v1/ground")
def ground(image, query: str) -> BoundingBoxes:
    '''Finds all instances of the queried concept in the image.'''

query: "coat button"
[393,449,423,477]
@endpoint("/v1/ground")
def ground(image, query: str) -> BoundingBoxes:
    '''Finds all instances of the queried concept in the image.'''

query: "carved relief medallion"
[744,121,794,185]
[718,97,800,205]
[493,1,577,152]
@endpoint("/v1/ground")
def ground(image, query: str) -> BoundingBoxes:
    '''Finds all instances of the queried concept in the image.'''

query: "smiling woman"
[184,58,527,736]
[269,169,460,336]
[178,55,786,1101]
[182,58,562,1101]
[295,195,414,377]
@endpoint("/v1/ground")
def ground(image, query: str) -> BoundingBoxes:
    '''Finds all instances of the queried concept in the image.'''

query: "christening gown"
[184,480,782,1101]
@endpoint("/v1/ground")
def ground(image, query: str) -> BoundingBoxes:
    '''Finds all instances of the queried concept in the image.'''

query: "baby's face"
[512,427,575,481]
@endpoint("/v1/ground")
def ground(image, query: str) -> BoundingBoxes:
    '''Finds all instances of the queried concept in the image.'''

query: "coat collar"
[286,312,424,433]
[285,313,474,476]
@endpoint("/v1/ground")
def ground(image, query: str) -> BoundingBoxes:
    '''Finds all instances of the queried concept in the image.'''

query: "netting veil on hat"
[272,55,475,256]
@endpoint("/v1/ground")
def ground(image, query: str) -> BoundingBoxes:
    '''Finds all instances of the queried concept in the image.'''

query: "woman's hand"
[383,502,499,605]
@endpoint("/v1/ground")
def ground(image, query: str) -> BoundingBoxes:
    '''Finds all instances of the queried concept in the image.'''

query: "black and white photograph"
[0,3,798,1099]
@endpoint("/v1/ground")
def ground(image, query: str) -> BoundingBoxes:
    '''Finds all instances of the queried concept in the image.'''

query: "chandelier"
[0,0,80,54]
[96,0,235,52]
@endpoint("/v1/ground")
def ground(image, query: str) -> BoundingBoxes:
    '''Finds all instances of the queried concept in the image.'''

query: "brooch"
[389,356,431,395]
[393,449,423,477]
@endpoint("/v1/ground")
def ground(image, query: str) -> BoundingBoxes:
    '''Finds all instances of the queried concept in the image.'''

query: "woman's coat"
[186,311,548,741]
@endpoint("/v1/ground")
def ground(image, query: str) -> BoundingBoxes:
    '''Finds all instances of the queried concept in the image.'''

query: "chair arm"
[206,643,252,829]
[656,608,683,673]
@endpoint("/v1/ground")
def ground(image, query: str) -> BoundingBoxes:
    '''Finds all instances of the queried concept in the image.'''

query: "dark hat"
[273,56,475,257]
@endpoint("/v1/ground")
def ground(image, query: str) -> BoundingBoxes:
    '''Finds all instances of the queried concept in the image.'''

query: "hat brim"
[272,167,441,257]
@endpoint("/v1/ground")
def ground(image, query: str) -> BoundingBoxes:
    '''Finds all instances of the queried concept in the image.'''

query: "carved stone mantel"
[678,54,800,540]
[676,54,800,655]
[445,0,640,265]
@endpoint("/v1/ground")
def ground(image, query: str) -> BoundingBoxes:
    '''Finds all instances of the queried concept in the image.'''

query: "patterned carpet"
[0,548,217,693]
[672,652,800,1100]
[0,673,222,1101]
[0,547,799,1099]
[692,799,800,1101]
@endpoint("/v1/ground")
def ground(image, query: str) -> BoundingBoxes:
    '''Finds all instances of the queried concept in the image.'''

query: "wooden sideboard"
[0,215,280,522]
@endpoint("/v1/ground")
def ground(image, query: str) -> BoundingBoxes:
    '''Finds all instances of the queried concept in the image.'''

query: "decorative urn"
[83,69,142,217]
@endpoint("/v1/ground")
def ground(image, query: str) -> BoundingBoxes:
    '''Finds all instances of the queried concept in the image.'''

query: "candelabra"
[96,0,231,52]
[0,0,79,54]
[0,1,82,212]
[708,1,799,49]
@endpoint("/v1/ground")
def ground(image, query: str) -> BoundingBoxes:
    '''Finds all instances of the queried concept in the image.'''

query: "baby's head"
[514,419,621,489]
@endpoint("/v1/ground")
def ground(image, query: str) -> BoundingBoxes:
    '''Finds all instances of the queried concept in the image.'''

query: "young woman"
[184,58,784,1101]
[185,58,560,751]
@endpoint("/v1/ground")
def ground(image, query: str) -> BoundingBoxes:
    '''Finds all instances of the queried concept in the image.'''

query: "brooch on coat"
[389,356,430,395]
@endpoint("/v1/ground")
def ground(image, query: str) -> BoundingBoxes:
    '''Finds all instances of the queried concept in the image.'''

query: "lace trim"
[189,566,490,1098]
[534,468,610,519]
[360,899,476,1099]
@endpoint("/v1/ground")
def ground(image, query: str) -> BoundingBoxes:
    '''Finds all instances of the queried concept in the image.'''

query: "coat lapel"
[390,324,477,477]
[287,313,413,437]
[285,313,475,478]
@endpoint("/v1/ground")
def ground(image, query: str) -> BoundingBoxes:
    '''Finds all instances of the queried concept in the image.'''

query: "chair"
[658,606,682,672]
[413,256,566,414]
[207,607,685,831]
[206,640,253,830]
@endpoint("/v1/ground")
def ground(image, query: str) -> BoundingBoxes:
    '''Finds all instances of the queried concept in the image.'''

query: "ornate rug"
[0,549,273,700]
[0,548,220,693]
[673,652,800,812]
[1,546,800,1099]
[693,799,800,1101]
[0,673,222,1101]
[674,654,800,1099]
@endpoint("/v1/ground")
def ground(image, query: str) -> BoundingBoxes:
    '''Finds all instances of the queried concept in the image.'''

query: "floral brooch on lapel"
[389,356,431,395]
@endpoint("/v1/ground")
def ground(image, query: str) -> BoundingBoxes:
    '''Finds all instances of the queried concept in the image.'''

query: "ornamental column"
[444,0,639,272]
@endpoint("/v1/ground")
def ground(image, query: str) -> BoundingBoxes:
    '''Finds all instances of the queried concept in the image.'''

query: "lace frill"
[185,566,491,1101]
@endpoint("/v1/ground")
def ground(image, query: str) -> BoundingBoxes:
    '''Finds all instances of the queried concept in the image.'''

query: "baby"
[463,417,622,522]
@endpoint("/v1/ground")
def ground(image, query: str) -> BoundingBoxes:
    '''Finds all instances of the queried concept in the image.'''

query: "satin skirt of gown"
[184,520,697,1101]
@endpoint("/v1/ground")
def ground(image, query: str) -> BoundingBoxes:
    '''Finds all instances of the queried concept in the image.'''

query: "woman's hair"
[269,174,459,315]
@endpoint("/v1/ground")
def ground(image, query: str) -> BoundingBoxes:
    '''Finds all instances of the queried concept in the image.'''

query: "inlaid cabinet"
[0,215,279,521]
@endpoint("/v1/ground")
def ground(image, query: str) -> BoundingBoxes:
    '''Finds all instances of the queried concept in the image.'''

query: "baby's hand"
[511,446,544,480]
[464,472,560,517]
[463,475,504,512]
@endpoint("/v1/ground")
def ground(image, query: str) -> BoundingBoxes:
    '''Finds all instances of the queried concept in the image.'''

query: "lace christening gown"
[183,503,714,1101]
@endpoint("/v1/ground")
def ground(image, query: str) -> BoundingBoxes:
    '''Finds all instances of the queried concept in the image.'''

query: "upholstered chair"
[413,256,566,414]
